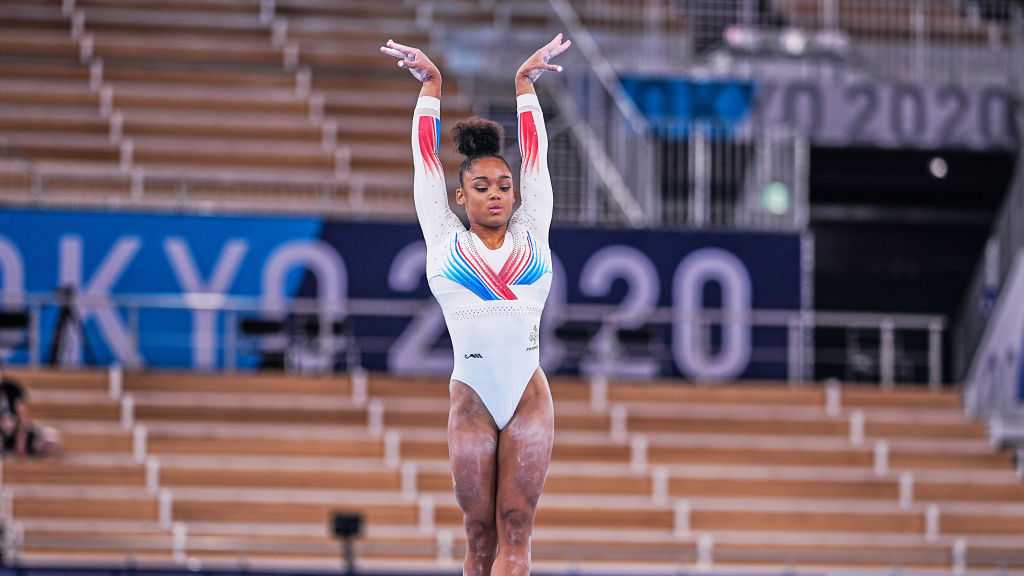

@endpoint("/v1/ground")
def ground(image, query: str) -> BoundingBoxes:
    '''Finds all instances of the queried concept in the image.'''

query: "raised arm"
[380,39,462,246]
[512,34,571,244]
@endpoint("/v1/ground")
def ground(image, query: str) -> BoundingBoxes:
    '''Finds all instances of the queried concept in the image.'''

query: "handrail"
[545,0,658,225]
[14,291,946,387]
[543,84,647,226]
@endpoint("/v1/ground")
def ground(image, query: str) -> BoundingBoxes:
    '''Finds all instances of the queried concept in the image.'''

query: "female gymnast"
[380,34,571,575]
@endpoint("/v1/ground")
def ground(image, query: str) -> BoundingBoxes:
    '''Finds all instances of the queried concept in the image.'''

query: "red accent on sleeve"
[519,110,538,173]
[418,115,442,176]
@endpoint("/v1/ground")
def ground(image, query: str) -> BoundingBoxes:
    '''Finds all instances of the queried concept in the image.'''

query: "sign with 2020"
[754,74,1019,150]
[0,209,803,380]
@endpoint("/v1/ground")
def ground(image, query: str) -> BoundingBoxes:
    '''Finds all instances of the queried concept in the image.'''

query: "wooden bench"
[78,0,258,15]
[776,0,1005,43]
[147,432,384,459]
[110,84,308,115]
[132,137,335,172]
[0,30,80,59]
[59,428,134,454]
[172,497,418,526]
[93,34,284,67]
[27,394,121,422]
[104,65,296,89]
[0,106,109,137]
[0,61,90,83]
[3,460,146,487]
[274,0,416,20]
[160,465,402,492]
[0,80,100,109]
[121,111,322,143]
[5,368,1021,572]
[125,371,352,395]
[12,493,160,521]
[5,368,109,391]
[75,6,271,38]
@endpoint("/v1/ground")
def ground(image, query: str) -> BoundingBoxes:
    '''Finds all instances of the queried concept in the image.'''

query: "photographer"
[0,365,62,458]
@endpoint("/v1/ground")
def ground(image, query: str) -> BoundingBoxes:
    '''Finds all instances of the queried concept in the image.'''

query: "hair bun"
[451,118,504,158]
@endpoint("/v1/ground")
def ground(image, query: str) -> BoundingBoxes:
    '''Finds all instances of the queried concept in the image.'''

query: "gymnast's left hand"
[516,33,572,84]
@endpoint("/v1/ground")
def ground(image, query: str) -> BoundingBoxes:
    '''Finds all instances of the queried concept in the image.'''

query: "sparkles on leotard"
[411,94,553,430]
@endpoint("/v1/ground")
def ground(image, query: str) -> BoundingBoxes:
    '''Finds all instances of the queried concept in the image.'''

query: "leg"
[448,379,499,576]
[493,368,554,576]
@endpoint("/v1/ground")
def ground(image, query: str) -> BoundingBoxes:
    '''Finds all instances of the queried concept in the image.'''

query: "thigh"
[448,380,499,519]
[496,368,554,520]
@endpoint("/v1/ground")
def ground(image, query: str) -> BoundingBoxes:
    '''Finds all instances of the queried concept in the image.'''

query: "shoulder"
[508,213,531,233]
[509,218,549,247]
[424,214,465,250]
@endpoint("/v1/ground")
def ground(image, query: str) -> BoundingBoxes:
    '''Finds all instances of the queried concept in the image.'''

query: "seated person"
[1,365,63,458]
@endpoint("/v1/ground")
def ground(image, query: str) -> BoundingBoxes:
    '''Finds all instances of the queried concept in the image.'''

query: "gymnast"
[381,33,571,575]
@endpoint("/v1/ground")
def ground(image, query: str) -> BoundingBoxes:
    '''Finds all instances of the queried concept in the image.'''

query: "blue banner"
[620,75,756,131]
[0,209,803,380]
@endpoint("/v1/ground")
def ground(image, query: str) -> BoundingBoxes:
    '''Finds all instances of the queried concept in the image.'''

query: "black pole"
[342,536,356,576]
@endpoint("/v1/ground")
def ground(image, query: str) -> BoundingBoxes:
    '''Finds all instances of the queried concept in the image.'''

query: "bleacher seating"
[0,0,704,215]
[0,0,480,215]
[1,368,1022,572]
[772,0,1010,43]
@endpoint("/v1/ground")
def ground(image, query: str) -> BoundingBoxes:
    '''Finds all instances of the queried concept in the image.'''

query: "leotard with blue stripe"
[410,94,554,430]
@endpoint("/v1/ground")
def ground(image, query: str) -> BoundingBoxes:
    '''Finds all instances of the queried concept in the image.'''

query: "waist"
[444,308,543,355]
[447,301,544,321]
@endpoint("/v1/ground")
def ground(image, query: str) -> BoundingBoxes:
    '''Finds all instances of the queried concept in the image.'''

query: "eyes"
[474,186,512,193]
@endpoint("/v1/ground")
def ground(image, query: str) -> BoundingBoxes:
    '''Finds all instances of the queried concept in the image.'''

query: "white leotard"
[411,94,554,430]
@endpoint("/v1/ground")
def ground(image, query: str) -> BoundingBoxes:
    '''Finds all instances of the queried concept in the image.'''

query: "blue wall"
[0,209,802,380]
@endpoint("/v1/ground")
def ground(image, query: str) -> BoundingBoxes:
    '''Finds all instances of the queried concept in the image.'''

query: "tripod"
[48,285,97,366]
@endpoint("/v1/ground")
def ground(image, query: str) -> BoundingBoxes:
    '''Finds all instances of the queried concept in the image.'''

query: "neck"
[469,222,507,249]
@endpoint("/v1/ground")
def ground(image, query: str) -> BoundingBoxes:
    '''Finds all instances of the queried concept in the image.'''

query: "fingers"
[546,33,571,52]
[381,39,420,64]
[386,39,418,54]
[549,38,572,58]
[535,34,571,64]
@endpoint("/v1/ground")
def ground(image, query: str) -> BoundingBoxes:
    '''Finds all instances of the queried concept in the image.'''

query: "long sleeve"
[412,95,462,247]
[512,93,554,244]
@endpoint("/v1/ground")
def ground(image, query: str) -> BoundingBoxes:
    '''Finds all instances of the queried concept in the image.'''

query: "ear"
[455,187,465,205]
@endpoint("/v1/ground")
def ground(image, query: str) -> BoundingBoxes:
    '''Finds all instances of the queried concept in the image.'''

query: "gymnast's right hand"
[380,39,441,84]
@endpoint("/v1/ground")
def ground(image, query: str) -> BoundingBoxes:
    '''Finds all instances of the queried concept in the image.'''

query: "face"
[456,157,515,229]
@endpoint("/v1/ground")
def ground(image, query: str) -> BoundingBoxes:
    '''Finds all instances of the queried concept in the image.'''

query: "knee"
[464,518,497,554]
[498,507,534,547]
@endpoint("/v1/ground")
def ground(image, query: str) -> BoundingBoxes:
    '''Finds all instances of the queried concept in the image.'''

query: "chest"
[429,229,551,301]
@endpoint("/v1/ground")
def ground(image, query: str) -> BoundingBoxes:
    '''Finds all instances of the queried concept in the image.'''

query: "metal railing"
[649,121,808,229]
[565,0,691,73]
[8,291,946,388]
[545,0,654,227]
[435,1,809,229]
[761,0,1022,86]
[0,152,386,217]
[592,0,1021,85]
[549,0,807,229]
[438,0,1024,85]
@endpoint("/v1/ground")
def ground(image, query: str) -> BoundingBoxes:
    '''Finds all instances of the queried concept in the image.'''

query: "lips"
[487,204,503,215]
